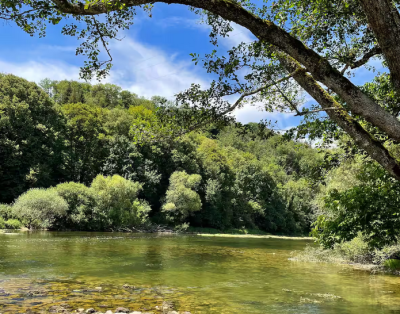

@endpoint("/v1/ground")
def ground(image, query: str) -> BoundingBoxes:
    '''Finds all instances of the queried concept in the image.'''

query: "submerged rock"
[115,307,130,313]
[122,284,135,289]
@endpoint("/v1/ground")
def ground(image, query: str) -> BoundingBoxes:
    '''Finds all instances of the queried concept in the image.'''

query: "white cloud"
[156,16,255,48]
[0,34,209,100]
[0,59,81,82]
[221,24,255,48]
[233,104,299,128]
[107,36,209,99]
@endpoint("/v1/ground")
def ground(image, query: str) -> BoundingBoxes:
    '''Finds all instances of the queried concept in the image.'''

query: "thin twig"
[181,69,302,135]
[92,17,112,63]
[295,107,337,116]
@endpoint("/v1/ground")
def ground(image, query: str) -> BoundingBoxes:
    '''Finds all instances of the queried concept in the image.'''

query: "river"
[1,232,400,313]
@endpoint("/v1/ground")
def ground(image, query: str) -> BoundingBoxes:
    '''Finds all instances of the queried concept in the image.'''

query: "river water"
[1,232,400,313]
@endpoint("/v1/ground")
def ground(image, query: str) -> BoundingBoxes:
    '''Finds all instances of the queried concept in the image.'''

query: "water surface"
[1,232,400,313]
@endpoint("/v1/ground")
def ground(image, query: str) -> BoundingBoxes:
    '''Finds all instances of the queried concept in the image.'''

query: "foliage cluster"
[6,175,150,231]
[0,75,324,234]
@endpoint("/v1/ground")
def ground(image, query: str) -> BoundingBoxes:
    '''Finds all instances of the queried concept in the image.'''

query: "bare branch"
[295,107,337,116]
[178,69,301,135]
[92,17,112,64]
[221,68,301,116]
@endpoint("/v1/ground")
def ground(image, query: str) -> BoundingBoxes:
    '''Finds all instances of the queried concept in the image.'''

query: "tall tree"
[3,0,400,179]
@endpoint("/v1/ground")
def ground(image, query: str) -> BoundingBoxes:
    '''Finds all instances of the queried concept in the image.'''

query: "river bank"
[195,233,312,240]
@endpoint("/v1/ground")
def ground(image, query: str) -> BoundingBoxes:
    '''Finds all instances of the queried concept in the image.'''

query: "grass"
[290,236,400,275]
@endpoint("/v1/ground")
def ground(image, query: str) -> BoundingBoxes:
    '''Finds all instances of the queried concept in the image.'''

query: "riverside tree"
[2,0,400,180]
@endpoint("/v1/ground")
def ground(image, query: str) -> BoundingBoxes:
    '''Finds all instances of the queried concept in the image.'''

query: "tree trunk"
[359,0,400,94]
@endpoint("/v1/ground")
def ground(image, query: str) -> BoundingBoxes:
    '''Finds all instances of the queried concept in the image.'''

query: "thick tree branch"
[351,46,382,69]
[279,55,400,181]
[51,0,400,144]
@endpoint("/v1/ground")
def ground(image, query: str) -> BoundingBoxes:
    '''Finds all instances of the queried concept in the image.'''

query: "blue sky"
[0,4,384,130]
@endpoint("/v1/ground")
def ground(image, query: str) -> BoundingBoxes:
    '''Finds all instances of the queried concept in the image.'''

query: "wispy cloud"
[0,59,81,82]
[107,35,209,98]
[0,33,210,100]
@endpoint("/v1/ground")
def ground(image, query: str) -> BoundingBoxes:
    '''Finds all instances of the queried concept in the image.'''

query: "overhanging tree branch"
[351,46,382,69]
[180,70,300,135]
[279,54,400,181]
[92,17,113,64]
[223,69,300,115]
[50,0,400,144]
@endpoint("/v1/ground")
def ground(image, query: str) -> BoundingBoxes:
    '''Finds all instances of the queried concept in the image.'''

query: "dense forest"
[2,72,400,262]
[0,74,322,234]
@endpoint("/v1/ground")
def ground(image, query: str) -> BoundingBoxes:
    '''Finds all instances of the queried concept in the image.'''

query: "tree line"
[2,73,400,255]
[0,74,322,234]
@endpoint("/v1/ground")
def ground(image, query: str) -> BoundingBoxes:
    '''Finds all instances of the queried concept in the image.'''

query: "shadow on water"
[1,232,400,313]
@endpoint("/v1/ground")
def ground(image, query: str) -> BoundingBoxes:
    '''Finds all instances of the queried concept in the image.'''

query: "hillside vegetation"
[2,74,400,269]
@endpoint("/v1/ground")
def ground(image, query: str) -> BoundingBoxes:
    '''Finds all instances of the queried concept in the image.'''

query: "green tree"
[51,80,91,104]
[55,182,97,230]
[313,160,400,249]
[85,83,122,108]
[162,171,202,223]
[91,175,151,230]
[3,0,400,181]
[61,103,109,184]
[0,74,65,203]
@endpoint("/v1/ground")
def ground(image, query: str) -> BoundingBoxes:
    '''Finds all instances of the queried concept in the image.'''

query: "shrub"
[0,204,13,220]
[91,175,150,229]
[372,244,400,265]
[312,163,400,249]
[0,217,6,229]
[55,182,97,230]
[12,188,68,229]
[162,171,202,222]
[383,259,400,270]
[5,219,23,229]
[334,234,371,263]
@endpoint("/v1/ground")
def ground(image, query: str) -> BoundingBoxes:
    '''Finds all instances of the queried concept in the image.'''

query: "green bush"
[5,219,23,229]
[55,182,97,230]
[162,171,202,222]
[0,204,13,220]
[383,259,400,270]
[12,188,68,229]
[0,217,6,229]
[334,234,371,263]
[312,163,400,249]
[91,175,150,230]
